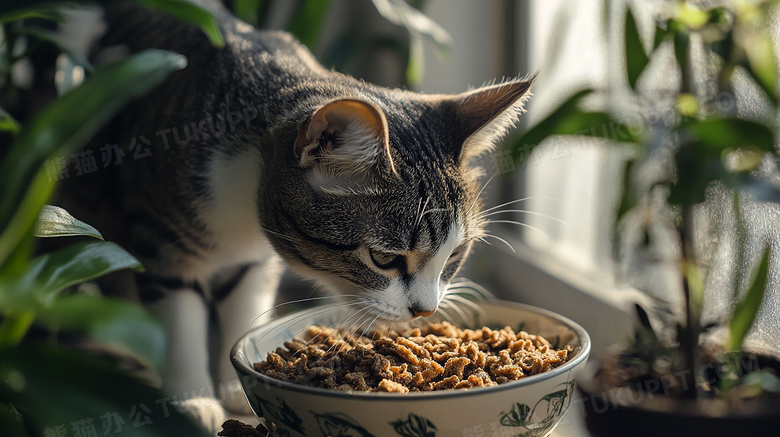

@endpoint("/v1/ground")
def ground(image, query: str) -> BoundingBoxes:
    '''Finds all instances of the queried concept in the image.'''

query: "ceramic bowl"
[231,300,590,437]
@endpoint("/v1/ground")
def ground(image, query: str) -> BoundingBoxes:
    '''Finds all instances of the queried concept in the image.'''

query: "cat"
[58,0,533,430]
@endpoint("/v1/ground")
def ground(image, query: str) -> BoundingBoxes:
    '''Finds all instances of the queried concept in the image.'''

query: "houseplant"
[0,1,226,435]
[510,1,780,435]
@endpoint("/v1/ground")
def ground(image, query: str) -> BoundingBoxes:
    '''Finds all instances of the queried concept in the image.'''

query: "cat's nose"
[410,307,436,318]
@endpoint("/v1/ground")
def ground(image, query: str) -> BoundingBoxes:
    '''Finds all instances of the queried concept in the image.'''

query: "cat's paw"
[173,396,226,434]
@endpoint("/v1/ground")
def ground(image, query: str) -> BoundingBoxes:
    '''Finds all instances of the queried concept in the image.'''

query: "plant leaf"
[683,118,775,152]
[34,205,103,239]
[0,403,28,437]
[0,344,209,437]
[0,6,63,24]
[727,246,770,351]
[36,295,165,371]
[0,108,20,135]
[0,49,186,267]
[2,241,141,304]
[614,158,637,225]
[285,0,332,52]
[668,141,726,205]
[738,31,778,106]
[511,89,639,164]
[136,0,224,47]
[625,7,650,89]
[15,26,93,72]
[371,0,452,56]
[406,31,425,86]
[653,20,674,49]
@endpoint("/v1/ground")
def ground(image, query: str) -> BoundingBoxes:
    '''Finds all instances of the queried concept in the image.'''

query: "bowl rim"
[231,299,591,400]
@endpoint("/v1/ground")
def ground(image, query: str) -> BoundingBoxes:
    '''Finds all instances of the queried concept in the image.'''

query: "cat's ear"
[446,76,535,163]
[294,99,395,177]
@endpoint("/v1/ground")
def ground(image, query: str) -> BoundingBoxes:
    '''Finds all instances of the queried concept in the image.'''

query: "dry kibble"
[253,321,573,393]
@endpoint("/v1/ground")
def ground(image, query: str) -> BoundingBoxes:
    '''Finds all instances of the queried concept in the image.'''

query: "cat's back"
[58,2,330,281]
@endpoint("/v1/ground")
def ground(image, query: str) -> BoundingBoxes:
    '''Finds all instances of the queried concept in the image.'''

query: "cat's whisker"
[445,293,483,313]
[484,219,551,240]
[480,232,516,253]
[467,173,496,215]
[254,302,357,346]
[286,301,363,346]
[437,302,466,325]
[259,226,297,243]
[415,196,432,230]
[341,306,374,338]
[477,209,568,227]
[477,236,492,246]
[447,279,494,300]
[249,294,363,329]
[324,305,374,355]
[363,313,384,340]
[480,195,562,215]
[292,305,361,358]
[348,310,379,345]
[420,207,451,220]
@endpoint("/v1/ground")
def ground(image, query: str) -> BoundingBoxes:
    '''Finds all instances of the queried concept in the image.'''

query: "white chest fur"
[201,148,276,271]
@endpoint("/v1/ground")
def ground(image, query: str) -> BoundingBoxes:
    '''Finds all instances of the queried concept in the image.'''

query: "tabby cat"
[61,0,532,429]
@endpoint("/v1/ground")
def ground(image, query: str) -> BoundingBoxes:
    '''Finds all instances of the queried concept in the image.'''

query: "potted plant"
[0,1,228,435]
[510,1,780,435]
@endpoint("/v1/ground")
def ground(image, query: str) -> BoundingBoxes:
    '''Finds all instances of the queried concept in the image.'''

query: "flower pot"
[575,356,780,437]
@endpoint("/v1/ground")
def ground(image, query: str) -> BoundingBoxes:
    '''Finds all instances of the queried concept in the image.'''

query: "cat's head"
[260,77,533,322]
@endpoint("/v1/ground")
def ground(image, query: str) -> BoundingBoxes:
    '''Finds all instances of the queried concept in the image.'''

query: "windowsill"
[467,239,640,359]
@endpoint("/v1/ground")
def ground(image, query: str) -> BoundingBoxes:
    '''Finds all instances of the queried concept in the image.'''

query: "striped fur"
[56,0,533,425]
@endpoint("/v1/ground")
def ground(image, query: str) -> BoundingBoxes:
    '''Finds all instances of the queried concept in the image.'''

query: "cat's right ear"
[294,99,396,178]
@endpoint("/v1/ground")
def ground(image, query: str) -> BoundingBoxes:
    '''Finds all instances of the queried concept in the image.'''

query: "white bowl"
[231,300,590,437]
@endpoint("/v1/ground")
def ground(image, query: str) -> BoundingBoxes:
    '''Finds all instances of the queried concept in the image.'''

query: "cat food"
[254,321,572,393]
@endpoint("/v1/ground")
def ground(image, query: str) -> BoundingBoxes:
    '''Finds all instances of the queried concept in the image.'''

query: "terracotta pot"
[575,359,780,437]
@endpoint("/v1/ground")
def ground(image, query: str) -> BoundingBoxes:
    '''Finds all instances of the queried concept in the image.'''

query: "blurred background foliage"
[0,0,448,435]
[509,0,780,400]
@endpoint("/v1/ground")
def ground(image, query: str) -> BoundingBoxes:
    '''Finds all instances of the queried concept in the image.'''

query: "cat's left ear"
[294,98,395,177]
[445,76,535,163]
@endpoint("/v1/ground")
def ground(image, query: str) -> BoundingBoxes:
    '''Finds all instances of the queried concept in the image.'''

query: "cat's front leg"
[145,287,226,432]
[214,256,283,414]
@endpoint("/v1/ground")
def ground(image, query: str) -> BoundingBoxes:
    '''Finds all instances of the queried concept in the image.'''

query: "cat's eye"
[369,248,400,269]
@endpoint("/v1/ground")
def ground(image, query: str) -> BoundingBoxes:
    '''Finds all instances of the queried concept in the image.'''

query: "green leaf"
[673,28,690,82]
[727,246,770,351]
[0,49,186,267]
[738,31,778,105]
[0,344,210,437]
[683,118,775,152]
[511,89,639,163]
[0,108,20,135]
[614,158,638,224]
[635,304,656,334]
[667,141,726,206]
[2,241,141,304]
[0,403,28,437]
[231,0,263,27]
[653,21,674,49]
[15,26,93,72]
[406,32,425,86]
[285,0,332,52]
[136,0,224,47]
[34,205,103,239]
[0,7,62,24]
[371,0,452,56]
[625,7,650,89]
[36,295,165,371]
